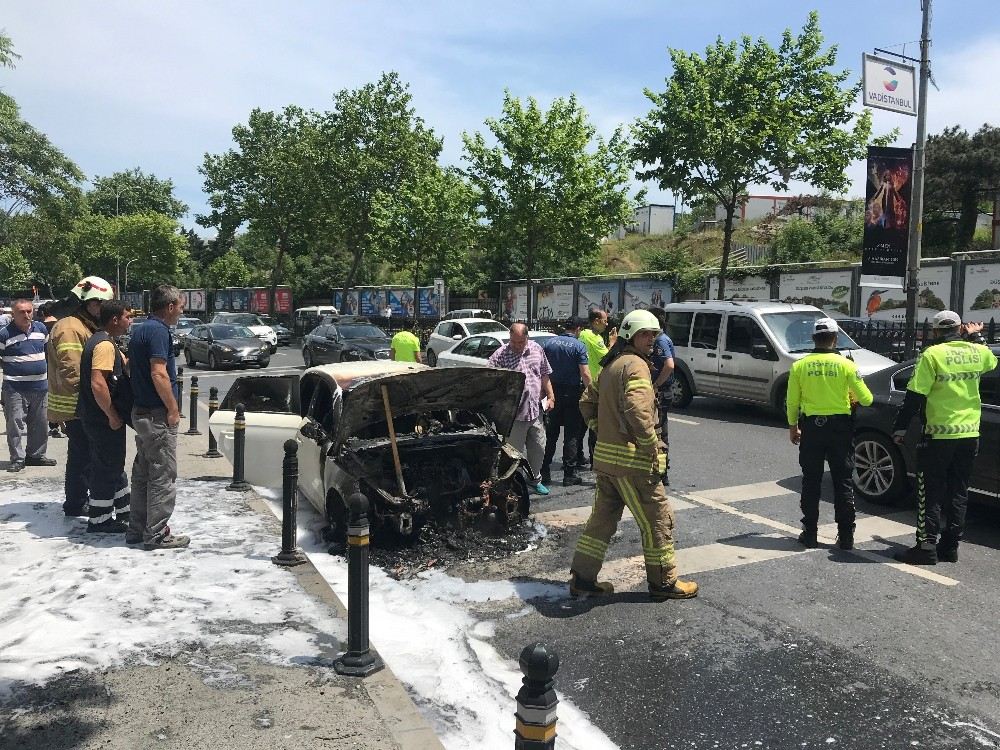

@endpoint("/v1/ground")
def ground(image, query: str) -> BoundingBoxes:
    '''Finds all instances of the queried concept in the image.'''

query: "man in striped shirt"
[1,299,56,472]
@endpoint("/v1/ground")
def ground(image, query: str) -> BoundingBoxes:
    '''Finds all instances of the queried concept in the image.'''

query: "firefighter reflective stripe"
[635,432,657,446]
[615,476,675,569]
[586,418,598,430]
[56,341,84,352]
[594,441,662,472]
[925,423,979,436]
[48,393,78,411]
[626,377,652,392]
[575,534,609,561]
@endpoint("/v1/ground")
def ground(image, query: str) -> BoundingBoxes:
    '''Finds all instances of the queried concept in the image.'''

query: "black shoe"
[116,512,131,525]
[49,428,65,438]
[936,543,958,563]
[25,456,57,467]
[64,503,89,517]
[894,543,937,565]
[837,525,855,551]
[562,474,584,487]
[6,461,24,473]
[798,529,818,549]
[87,519,128,534]
[662,475,670,487]
[540,468,551,485]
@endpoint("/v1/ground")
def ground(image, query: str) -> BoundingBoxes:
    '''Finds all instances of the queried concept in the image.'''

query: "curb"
[246,492,446,750]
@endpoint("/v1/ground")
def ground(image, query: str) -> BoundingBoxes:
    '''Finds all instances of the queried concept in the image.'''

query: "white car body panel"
[436,330,555,369]
[209,410,305,488]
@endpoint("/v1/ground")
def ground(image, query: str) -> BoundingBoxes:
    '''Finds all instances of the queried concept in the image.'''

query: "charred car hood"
[335,366,525,443]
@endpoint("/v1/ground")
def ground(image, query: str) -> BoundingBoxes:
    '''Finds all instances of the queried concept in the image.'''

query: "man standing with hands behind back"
[128,284,189,551]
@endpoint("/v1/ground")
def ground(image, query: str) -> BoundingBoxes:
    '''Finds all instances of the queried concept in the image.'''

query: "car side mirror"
[752,343,776,361]
[452,334,463,340]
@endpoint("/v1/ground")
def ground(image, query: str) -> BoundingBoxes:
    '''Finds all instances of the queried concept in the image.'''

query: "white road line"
[533,495,697,528]
[668,415,699,425]
[690,480,792,504]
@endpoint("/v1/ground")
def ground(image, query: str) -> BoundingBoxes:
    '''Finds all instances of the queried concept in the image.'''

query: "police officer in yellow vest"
[569,309,698,601]
[787,318,873,550]
[892,310,998,565]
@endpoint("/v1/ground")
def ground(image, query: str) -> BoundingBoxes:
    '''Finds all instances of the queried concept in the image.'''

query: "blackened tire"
[853,431,909,505]
[208,351,220,370]
[670,371,693,409]
[258,358,270,368]
[303,348,313,369]
[185,348,197,368]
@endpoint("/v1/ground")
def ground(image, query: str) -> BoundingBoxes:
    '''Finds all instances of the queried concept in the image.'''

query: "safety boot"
[649,578,699,601]
[569,571,614,598]
[936,536,959,563]
[562,473,584,487]
[87,519,128,534]
[836,524,855,551]
[798,528,818,549]
[894,541,937,565]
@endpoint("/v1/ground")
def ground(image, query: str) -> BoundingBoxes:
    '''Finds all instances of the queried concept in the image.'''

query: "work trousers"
[130,407,178,545]
[2,385,48,463]
[509,413,546,483]
[571,473,678,587]
[542,383,584,475]
[798,414,855,531]
[62,419,91,515]
[82,419,130,526]
[915,438,978,547]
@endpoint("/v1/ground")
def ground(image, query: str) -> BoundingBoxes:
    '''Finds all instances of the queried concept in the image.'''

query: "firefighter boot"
[894,541,938,565]
[649,578,699,601]
[837,524,855,551]
[569,571,614,598]
[936,535,959,563]
[798,527,818,549]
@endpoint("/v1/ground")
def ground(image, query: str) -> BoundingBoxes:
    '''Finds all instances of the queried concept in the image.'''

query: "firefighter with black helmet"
[569,309,699,601]
[892,310,998,565]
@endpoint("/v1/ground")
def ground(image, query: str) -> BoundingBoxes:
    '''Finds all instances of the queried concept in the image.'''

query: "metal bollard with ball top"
[184,375,202,436]
[514,642,559,749]
[176,366,185,418]
[226,404,251,492]
[205,386,223,458]
[272,440,307,567]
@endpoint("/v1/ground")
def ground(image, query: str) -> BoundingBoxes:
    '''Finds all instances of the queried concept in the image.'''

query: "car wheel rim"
[853,439,894,496]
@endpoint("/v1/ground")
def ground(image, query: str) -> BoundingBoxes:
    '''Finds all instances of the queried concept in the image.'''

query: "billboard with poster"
[861,146,912,288]
[963,263,1000,326]
[577,281,619,316]
[360,289,391,317]
[778,271,852,316]
[862,265,951,322]
[334,290,360,315]
[708,275,770,300]
[230,288,250,312]
[274,288,292,314]
[501,285,528,321]
[251,289,269,313]
[213,289,230,312]
[186,289,206,313]
[535,284,574,320]
[418,287,442,317]
[623,279,672,313]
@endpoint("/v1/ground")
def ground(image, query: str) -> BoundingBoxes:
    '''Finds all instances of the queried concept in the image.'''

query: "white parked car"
[211,312,278,351]
[425,318,508,366]
[435,330,556,369]
[208,361,531,542]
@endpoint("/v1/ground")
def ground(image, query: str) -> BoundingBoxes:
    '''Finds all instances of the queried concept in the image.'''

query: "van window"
[725,316,766,355]
[665,312,693,347]
[691,313,722,350]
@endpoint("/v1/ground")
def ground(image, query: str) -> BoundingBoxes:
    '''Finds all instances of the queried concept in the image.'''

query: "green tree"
[199,105,323,312]
[632,12,889,299]
[206,249,252,288]
[463,92,639,316]
[0,244,32,289]
[924,124,1000,251]
[88,168,189,219]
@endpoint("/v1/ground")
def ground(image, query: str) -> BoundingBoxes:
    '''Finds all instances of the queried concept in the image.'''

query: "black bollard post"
[185,375,202,436]
[514,643,560,749]
[272,440,307,567]
[205,386,223,458]
[334,492,384,677]
[176,366,185,418]
[226,404,251,492]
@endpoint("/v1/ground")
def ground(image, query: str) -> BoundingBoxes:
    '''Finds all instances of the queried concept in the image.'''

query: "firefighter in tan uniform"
[569,309,699,601]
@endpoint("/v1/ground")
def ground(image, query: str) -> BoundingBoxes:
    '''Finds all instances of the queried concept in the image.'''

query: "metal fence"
[842,318,999,362]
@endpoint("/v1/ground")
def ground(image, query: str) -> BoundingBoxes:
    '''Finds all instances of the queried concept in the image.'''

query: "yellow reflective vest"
[786,350,873,426]
[579,345,665,477]
[907,340,998,439]
[46,312,97,421]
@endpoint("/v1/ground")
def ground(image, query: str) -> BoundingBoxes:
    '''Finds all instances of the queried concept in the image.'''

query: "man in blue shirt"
[128,284,188,551]
[1,299,56,472]
[541,318,591,486]
[649,307,675,486]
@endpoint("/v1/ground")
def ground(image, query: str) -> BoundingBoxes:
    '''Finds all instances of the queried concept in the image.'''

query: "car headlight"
[219,345,234,353]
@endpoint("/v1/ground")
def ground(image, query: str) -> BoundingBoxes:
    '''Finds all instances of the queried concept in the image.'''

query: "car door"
[430,321,455,355]
[718,314,776,402]
[439,335,487,367]
[296,373,336,511]
[209,374,305,488]
[687,312,723,394]
[311,325,337,364]
[972,367,999,499]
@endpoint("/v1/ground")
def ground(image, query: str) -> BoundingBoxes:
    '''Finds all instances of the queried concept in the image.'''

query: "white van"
[663,301,895,411]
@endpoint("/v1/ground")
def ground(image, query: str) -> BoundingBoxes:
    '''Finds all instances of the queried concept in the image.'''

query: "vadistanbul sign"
[862,54,917,116]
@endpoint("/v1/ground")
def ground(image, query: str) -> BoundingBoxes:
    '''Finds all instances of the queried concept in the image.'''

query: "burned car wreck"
[209,361,532,542]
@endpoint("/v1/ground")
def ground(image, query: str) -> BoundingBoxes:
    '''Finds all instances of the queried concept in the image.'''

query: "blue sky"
[4,1,999,229]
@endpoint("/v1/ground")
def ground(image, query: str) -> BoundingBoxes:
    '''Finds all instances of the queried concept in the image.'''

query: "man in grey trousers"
[1,299,57,472]
[127,285,188,550]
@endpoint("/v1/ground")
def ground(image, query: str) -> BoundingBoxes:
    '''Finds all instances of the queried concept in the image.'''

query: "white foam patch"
[0,479,345,696]
[264,493,617,750]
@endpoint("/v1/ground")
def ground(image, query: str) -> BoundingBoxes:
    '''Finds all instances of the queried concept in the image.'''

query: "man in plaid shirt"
[488,323,555,495]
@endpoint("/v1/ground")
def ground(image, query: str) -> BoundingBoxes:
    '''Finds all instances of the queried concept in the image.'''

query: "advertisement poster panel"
[623,279,672,312]
[274,288,292,314]
[359,289,390,316]
[250,289,269,313]
[187,289,206,313]
[535,284,574,320]
[778,271,853,316]
[501,285,528,321]
[861,146,912,287]
[333,291,360,315]
[213,289,230,312]
[230,289,250,312]
[577,281,619,315]
[963,263,1000,325]
[418,287,442,317]
[862,265,952,322]
[708,275,770,300]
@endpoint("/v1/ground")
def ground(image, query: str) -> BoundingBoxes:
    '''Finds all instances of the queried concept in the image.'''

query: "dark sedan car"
[302,317,391,367]
[183,323,271,370]
[852,345,1000,505]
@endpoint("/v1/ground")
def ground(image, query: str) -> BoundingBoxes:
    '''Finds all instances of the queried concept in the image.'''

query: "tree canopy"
[88,168,188,219]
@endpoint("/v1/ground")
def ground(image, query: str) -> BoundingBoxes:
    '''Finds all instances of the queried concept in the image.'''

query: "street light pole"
[904,0,932,358]
[124,257,140,298]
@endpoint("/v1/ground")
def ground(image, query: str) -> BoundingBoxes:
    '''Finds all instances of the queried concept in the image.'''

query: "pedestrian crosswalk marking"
[532,496,696,528]
[667,415,699,426]
[689,480,792,504]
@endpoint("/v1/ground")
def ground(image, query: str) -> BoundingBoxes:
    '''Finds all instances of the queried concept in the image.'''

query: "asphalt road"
[196,349,1000,748]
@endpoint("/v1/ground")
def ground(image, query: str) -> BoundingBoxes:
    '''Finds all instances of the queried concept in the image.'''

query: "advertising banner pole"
[905,0,932,358]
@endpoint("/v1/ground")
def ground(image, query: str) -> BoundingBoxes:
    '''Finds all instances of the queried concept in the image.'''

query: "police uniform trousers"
[82,419,130,525]
[542,383,584,474]
[915,438,977,548]
[571,473,677,587]
[798,414,855,531]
